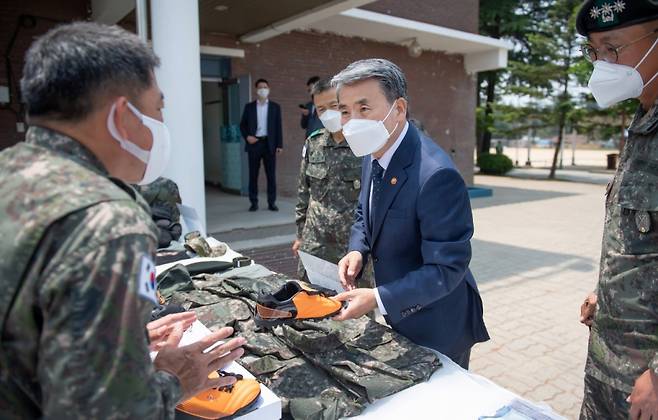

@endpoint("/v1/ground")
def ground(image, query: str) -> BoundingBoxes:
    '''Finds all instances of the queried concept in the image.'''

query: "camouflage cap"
[576,0,658,36]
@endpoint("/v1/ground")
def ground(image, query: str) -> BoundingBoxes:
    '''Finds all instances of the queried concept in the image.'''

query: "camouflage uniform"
[581,105,658,419]
[0,126,181,419]
[134,177,183,248]
[158,264,442,420]
[295,129,363,280]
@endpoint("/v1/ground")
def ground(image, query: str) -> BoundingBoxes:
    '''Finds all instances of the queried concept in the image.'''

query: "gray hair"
[21,22,160,121]
[331,58,408,104]
[310,78,334,97]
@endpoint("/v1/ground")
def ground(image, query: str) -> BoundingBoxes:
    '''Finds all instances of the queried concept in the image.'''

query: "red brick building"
[0,0,509,230]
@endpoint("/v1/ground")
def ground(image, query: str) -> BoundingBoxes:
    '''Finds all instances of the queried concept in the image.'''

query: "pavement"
[205,185,296,250]
[207,173,612,419]
[469,175,608,419]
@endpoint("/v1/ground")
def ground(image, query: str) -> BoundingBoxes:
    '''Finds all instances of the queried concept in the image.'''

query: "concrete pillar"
[150,0,206,233]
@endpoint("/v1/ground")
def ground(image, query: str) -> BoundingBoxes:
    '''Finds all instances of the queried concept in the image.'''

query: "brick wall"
[0,0,478,193]
[0,0,88,149]
[203,28,476,195]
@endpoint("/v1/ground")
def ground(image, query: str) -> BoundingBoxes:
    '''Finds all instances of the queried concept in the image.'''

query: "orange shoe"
[254,281,344,327]
[176,371,261,419]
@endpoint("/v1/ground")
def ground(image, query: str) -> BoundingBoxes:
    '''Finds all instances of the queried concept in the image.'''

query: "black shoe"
[249,203,258,212]
[268,204,279,211]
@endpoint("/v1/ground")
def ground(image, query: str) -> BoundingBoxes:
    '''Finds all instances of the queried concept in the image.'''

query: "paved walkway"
[469,175,607,419]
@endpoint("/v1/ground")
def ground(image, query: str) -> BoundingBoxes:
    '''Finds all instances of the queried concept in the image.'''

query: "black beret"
[576,0,658,36]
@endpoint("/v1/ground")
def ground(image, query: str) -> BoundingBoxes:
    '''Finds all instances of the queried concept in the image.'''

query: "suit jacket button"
[373,257,379,263]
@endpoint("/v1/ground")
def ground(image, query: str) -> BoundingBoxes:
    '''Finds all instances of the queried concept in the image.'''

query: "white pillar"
[151,0,206,234]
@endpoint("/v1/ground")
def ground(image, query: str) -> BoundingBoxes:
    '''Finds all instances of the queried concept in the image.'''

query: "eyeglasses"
[581,29,658,63]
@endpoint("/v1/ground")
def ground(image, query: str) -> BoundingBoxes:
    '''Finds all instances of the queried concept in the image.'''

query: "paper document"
[298,251,342,292]
[177,203,205,237]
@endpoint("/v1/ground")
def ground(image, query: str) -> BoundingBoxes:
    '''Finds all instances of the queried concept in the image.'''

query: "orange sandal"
[176,371,261,419]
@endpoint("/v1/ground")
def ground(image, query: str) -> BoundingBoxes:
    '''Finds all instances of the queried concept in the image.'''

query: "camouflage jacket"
[586,105,658,393]
[157,264,442,420]
[0,126,181,419]
[295,129,362,266]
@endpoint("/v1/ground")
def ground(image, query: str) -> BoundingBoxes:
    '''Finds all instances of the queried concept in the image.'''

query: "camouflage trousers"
[158,264,442,420]
[579,374,630,420]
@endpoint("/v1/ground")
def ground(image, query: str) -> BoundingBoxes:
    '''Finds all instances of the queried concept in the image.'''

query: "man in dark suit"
[332,59,489,369]
[300,76,323,138]
[240,78,283,211]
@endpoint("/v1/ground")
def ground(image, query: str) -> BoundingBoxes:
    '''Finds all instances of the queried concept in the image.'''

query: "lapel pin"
[391,177,398,185]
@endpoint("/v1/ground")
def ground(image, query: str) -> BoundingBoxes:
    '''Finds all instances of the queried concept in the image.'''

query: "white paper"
[177,203,205,237]
[298,251,342,292]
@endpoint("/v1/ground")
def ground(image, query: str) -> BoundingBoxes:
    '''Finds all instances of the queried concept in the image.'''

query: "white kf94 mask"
[319,109,342,133]
[107,102,171,185]
[342,101,399,157]
[588,36,658,108]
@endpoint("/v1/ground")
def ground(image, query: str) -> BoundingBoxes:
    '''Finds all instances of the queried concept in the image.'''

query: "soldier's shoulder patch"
[137,255,158,305]
[308,129,325,139]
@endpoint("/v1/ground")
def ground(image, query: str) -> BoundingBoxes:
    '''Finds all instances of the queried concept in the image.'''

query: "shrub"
[477,153,514,175]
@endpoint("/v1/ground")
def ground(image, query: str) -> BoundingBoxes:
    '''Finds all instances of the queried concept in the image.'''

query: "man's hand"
[292,239,302,257]
[147,311,196,351]
[276,148,283,154]
[153,326,246,402]
[338,251,362,291]
[629,369,658,420]
[580,292,598,327]
[246,135,258,145]
[332,288,377,321]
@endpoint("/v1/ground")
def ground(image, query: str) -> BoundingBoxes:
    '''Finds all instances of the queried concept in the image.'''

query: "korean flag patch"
[138,256,158,305]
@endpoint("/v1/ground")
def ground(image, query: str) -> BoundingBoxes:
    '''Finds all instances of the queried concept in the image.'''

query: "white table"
[159,240,565,420]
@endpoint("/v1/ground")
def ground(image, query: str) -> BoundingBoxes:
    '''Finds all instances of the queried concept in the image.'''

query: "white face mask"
[588,37,658,108]
[107,102,171,185]
[319,109,342,133]
[257,88,270,99]
[342,101,399,157]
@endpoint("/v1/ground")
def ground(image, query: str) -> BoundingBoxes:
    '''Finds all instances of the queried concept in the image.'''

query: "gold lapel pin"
[391,177,398,185]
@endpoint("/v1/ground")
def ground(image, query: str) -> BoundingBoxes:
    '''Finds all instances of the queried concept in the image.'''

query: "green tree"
[477,0,547,159]
[543,0,580,179]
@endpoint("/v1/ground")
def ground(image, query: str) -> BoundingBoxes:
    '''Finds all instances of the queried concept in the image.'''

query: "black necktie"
[370,159,385,229]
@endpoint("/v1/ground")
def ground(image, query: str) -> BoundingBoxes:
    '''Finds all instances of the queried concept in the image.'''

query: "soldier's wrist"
[155,369,184,404]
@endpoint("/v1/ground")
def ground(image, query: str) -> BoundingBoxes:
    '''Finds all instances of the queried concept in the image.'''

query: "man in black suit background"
[240,78,283,212]
[300,76,323,138]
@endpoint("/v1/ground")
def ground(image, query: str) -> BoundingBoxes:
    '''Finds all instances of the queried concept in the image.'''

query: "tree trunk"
[479,71,497,159]
[549,4,575,179]
[549,114,565,179]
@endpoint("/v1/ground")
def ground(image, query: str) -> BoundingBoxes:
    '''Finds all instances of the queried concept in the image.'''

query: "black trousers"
[452,348,471,370]
[247,138,276,206]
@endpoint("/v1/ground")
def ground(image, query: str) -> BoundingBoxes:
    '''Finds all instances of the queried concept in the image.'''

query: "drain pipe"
[136,0,148,42]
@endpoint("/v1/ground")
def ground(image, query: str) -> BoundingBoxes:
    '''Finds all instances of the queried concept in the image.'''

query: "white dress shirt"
[370,121,409,316]
[256,99,269,137]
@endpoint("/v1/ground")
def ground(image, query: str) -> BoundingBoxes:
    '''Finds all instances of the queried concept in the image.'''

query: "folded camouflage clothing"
[157,264,442,420]
[134,177,183,248]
